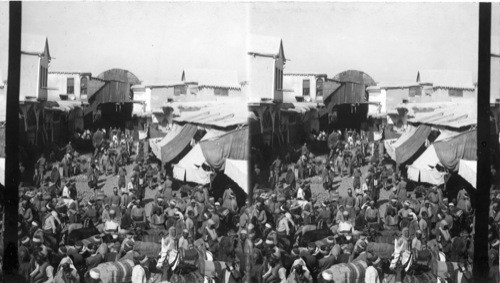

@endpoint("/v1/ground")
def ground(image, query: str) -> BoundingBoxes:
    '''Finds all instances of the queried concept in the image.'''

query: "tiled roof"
[417,70,475,90]
[182,69,241,89]
[247,34,282,58]
[22,33,49,57]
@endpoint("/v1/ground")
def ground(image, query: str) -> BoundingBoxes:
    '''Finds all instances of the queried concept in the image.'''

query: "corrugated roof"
[21,33,49,58]
[417,70,475,90]
[408,104,477,129]
[389,101,468,117]
[182,69,240,89]
[247,34,283,58]
[174,103,251,128]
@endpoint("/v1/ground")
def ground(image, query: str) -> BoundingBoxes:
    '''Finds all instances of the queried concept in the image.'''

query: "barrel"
[133,241,161,258]
[366,242,394,259]
[89,259,134,283]
[321,261,367,283]
[431,261,459,278]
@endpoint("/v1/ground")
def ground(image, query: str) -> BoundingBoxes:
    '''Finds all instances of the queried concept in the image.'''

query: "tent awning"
[172,129,228,184]
[385,125,431,164]
[224,158,248,194]
[385,125,417,161]
[395,124,431,164]
[458,159,476,189]
[383,126,402,140]
[435,129,462,142]
[148,126,169,139]
[150,124,198,163]
[200,127,248,170]
[173,144,212,184]
[149,125,183,159]
[433,129,476,171]
[407,144,446,185]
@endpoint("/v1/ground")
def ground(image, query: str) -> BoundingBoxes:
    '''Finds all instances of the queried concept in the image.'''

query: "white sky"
[0,2,479,84]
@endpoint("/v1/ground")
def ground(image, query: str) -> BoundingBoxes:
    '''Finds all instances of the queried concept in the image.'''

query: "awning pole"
[474,3,491,282]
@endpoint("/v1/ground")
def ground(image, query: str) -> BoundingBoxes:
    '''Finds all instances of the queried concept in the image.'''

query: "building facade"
[283,73,327,103]
[247,35,285,103]
[47,72,91,102]
[180,69,243,101]
[19,34,51,147]
[20,34,50,102]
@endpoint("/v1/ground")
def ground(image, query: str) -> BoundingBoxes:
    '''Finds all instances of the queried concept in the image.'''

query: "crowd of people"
[249,129,498,283]
[12,125,500,283]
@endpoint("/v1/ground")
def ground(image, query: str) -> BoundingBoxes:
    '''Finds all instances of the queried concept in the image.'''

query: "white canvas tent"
[173,144,211,184]
[172,129,226,184]
[406,130,464,185]
[458,159,476,189]
[407,145,446,185]
[224,158,248,194]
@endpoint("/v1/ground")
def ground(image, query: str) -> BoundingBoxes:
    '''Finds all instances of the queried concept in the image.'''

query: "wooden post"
[474,3,491,282]
[4,2,22,279]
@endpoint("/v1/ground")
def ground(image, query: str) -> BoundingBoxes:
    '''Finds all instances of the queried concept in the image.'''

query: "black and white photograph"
[0,2,499,283]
